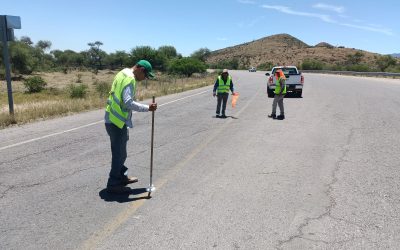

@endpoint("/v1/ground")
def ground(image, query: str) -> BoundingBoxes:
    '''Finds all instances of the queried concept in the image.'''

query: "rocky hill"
[205,33,387,69]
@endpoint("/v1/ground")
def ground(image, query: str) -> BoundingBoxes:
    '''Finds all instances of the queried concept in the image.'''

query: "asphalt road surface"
[1,71,400,250]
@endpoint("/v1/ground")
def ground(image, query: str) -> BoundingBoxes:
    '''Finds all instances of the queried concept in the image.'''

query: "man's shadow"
[99,187,149,203]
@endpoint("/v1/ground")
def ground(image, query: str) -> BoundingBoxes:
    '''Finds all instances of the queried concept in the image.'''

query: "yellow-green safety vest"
[217,76,231,94]
[105,70,136,129]
[274,77,287,95]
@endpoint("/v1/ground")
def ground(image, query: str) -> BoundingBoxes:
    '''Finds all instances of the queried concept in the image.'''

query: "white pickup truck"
[265,66,304,98]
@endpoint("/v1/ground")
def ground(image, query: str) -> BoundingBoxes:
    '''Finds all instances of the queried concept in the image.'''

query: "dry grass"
[0,70,216,129]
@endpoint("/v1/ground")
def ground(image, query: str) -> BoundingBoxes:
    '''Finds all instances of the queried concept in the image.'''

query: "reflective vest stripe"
[105,70,136,128]
[217,76,231,93]
[111,93,121,106]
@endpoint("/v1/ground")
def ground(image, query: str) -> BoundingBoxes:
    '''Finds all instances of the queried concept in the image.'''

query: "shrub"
[301,59,324,70]
[68,84,88,98]
[23,76,47,93]
[94,80,110,97]
[168,57,206,77]
[385,65,400,73]
[258,62,274,71]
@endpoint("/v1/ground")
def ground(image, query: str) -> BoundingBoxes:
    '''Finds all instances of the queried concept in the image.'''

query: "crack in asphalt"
[0,136,95,168]
[0,185,14,199]
[276,127,361,249]
[0,165,99,200]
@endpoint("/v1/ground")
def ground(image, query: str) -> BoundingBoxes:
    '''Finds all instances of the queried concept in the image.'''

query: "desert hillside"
[206,33,390,69]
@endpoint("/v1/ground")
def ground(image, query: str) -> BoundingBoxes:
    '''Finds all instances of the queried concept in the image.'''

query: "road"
[1,71,400,249]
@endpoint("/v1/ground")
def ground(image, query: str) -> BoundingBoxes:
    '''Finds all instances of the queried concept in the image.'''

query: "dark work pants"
[216,93,229,115]
[271,94,285,115]
[105,123,129,187]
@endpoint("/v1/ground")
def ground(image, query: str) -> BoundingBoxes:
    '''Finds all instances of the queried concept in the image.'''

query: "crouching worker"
[105,60,157,193]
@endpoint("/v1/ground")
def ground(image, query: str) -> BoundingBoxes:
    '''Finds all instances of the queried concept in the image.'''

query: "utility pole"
[1,15,21,115]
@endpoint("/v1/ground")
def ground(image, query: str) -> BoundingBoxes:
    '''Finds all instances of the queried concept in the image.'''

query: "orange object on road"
[231,92,239,108]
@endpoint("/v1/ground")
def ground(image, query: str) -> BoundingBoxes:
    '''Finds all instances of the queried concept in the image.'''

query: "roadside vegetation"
[0,38,216,128]
[299,52,400,72]
[2,35,399,128]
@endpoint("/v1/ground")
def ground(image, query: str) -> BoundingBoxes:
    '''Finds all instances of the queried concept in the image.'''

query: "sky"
[2,0,399,56]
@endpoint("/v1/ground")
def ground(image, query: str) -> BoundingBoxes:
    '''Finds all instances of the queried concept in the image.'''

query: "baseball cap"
[137,60,155,78]
[222,69,229,74]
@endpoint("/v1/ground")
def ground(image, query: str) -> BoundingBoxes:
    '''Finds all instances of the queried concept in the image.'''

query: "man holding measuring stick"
[104,60,157,194]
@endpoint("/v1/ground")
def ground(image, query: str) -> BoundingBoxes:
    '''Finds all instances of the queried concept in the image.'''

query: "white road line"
[0,90,209,151]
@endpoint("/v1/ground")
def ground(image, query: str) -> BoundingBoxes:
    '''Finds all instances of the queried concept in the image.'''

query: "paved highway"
[1,71,400,249]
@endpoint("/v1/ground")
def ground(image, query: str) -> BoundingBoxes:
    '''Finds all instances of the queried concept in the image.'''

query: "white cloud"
[261,5,394,36]
[238,0,256,4]
[312,3,345,13]
[340,23,394,36]
[261,5,334,23]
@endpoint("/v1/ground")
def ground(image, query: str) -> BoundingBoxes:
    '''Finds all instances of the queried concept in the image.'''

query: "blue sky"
[2,0,399,56]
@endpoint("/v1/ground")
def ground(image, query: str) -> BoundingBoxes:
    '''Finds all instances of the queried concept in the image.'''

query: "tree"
[9,41,36,74]
[130,46,167,71]
[20,36,33,45]
[87,41,106,70]
[190,48,211,62]
[36,40,52,51]
[105,50,129,69]
[167,57,206,77]
[51,49,85,68]
[158,45,178,59]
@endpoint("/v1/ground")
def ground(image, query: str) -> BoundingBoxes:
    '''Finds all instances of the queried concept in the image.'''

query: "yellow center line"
[80,88,261,250]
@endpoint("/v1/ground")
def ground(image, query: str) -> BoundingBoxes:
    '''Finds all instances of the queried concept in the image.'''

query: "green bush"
[167,57,206,77]
[301,59,324,70]
[257,62,274,71]
[68,84,88,98]
[94,80,110,97]
[23,76,47,93]
[385,65,400,73]
[210,58,239,70]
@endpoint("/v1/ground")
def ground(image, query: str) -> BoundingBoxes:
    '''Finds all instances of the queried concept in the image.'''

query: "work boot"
[122,176,138,185]
[268,114,276,119]
[277,115,285,120]
[107,185,131,194]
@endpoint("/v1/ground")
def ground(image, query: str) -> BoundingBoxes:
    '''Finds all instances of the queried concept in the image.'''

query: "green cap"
[137,59,155,78]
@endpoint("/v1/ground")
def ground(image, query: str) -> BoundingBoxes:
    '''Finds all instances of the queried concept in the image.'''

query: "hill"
[205,33,387,69]
[391,53,400,58]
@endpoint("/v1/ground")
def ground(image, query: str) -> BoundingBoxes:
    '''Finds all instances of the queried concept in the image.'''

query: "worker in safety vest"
[213,69,235,118]
[268,69,286,120]
[104,60,157,193]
